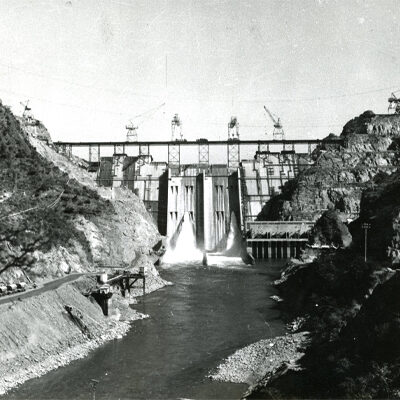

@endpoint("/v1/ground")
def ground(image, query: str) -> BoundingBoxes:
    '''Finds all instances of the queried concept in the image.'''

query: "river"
[6,260,286,399]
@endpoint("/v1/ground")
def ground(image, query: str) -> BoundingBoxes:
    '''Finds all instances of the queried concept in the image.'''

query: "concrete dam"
[55,138,344,259]
[98,159,243,253]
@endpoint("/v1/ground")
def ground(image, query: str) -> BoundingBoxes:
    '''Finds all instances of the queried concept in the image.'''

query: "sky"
[0,0,400,145]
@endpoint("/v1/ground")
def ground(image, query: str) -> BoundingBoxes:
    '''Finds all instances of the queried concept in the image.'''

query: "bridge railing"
[245,220,314,239]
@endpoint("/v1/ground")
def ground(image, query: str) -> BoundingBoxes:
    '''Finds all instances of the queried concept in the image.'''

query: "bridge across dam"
[54,138,344,169]
[54,138,343,257]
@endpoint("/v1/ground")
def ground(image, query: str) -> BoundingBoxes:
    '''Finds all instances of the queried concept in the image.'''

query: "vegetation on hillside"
[0,104,112,277]
[250,113,400,399]
[252,250,399,399]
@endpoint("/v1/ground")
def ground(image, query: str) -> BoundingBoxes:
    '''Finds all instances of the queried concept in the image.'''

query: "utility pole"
[90,379,99,400]
[165,54,168,89]
[362,223,371,262]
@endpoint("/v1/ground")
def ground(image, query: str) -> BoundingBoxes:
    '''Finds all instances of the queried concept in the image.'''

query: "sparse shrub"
[0,103,112,277]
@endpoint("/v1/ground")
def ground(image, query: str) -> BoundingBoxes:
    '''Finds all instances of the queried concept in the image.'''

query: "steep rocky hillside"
[0,103,168,395]
[252,259,400,399]
[0,103,160,282]
[248,158,400,398]
[257,111,400,222]
[351,169,400,263]
[0,280,144,395]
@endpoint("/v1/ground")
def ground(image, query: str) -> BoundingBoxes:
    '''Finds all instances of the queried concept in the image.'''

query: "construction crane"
[125,121,138,142]
[227,116,239,140]
[171,113,183,141]
[264,106,285,140]
[126,102,165,141]
[20,100,34,121]
[388,91,400,114]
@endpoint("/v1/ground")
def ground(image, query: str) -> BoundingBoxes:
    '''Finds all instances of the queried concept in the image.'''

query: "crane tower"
[171,114,183,141]
[264,106,285,141]
[227,116,239,140]
[125,121,138,142]
[20,100,34,121]
[388,91,400,114]
[126,102,165,141]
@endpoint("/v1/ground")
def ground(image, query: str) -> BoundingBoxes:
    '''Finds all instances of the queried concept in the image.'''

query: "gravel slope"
[210,332,308,386]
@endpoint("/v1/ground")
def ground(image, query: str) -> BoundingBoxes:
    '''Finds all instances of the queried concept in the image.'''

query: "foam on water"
[205,255,244,267]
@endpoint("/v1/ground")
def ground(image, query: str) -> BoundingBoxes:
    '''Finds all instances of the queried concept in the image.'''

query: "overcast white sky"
[0,0,399,143]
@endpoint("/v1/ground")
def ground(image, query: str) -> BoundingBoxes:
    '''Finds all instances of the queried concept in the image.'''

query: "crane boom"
[134,102,165,125]
[126,102,166,141]
[263,105,285,140]
[264,106,277,125]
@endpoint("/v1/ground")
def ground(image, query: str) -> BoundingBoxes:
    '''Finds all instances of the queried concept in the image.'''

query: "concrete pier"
[161,166,241,251]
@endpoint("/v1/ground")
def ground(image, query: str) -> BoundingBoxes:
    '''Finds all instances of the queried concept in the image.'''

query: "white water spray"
[223,212,244,257]
[162,212,203,264]
[206,213,250,267]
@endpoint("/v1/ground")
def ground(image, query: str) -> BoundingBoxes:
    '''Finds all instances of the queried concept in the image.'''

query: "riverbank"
[5,261,285,399]
[240,248,400,397]
[210,332,308,389]
[0,307,142,396]
[0,105,173,396]
[0,259,170,396]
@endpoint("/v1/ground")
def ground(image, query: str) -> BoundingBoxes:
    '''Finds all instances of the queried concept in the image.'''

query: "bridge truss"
[55,138,344,168]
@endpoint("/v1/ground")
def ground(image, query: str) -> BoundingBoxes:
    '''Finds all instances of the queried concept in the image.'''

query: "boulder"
[310,209,352,248]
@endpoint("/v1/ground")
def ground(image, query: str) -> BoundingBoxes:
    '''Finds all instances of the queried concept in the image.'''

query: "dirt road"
[0,273,85,305]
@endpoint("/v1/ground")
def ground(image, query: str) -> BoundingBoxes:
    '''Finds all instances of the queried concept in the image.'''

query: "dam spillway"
[54,139,337,258]
[97,158,312,258]
[161,165,242,252]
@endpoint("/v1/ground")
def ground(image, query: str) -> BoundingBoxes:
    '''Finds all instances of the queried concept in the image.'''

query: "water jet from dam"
[162,212,203,264]
[205,212,248,266]
[222,212,244,256]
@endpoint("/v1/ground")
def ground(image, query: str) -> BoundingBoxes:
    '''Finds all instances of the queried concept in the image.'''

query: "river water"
[7,260,286,400]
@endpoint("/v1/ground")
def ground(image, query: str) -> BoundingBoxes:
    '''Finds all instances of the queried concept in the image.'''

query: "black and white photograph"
[1,0,400,398]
